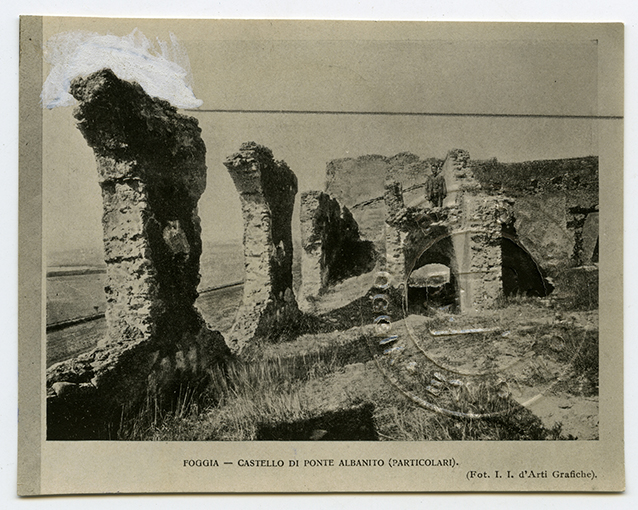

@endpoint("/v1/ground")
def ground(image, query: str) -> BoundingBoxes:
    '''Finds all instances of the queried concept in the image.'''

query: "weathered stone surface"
[471,156,598,200]
[224,142,299,353]
[327,148,593,312]
[450,193,508,313]
[385,150,512,313]
[46,69,228,439]
[442,148,479,208]
[326,153,438,208]
[326,152,597,267]
[325,153,439,251]
[514,194,574,273]
[69,68,213,345]
[383,179,408,285]
[299,191,376,310]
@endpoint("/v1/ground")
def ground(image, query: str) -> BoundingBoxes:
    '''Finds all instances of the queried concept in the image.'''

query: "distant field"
[46,285,243,368]
[46,242,246,365]
[197,242,245,290]
[47,273,107,325]
[195,286,243,334]
[47,242,245,324]
[47,319,108,367]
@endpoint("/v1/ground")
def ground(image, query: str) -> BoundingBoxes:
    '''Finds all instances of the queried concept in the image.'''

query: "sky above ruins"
[41,19,615,258]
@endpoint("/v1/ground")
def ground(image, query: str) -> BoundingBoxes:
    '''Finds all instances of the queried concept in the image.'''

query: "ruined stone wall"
[224,142,299,353]
[299,191,376,310]
[440,150,507,312]
[471,156,598,272]
[325,152,436,208]
[441,148,478,208]
[383,180,408,285]
[46,69,228,439]
[510,194,599,272]
[383,179,454,290]
[325,153,437,251]
[451,193,511,313]
[513,194,574,274]
[383,150,509,313]
[568,206,599,266]
[325,152,597,275]
[334,148,593,312]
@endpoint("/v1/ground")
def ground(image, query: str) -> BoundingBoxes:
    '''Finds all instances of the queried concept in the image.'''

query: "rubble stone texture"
[383,150,511,313]
[581,212,599,264]
[514,194,574,273]
[565,205,599,268]
[383,179,408,285]
[299,191,376,310]
[325,153,439,251]
[451,194,511,313]
[224,142,299,353]
[46,69,228,439]
[442,150,506,313]
[441,148,478,208]
[383,178,455,294]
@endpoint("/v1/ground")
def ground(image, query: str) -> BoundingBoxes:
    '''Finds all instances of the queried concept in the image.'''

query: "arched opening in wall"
[501,237,554,298]
[406,233,457,315]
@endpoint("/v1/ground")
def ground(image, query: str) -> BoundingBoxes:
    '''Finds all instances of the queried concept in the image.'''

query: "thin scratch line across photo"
[187,109,622,120]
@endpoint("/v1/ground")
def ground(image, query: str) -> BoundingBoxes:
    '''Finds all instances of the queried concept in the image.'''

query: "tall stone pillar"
[45,69,227,439]
[69,69,218,347]
[452,194,507,313]
[384,179,408,286]
[299,191,335,310]
[224,142,299,353]
[440,149,504,313]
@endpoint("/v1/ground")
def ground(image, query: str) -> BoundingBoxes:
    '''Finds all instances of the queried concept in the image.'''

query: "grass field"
[113,275,598,442]
[47,273,107,325]
[119,301,597,441]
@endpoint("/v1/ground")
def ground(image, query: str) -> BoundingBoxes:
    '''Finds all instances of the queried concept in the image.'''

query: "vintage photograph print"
[19,17,624,494]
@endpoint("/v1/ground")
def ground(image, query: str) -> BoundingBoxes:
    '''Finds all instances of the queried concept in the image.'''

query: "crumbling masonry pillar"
[46,69,227,439]
[299,191,335,308]
[70,69,220,347]
[384,179,408,286]
[443,149,505,313]
[224,142,299,353]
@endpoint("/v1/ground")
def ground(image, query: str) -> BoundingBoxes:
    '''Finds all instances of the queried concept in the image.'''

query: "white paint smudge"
[42,29,203,109]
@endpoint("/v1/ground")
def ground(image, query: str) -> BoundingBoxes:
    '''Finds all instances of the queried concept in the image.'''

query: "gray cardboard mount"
[19,17,624,494]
